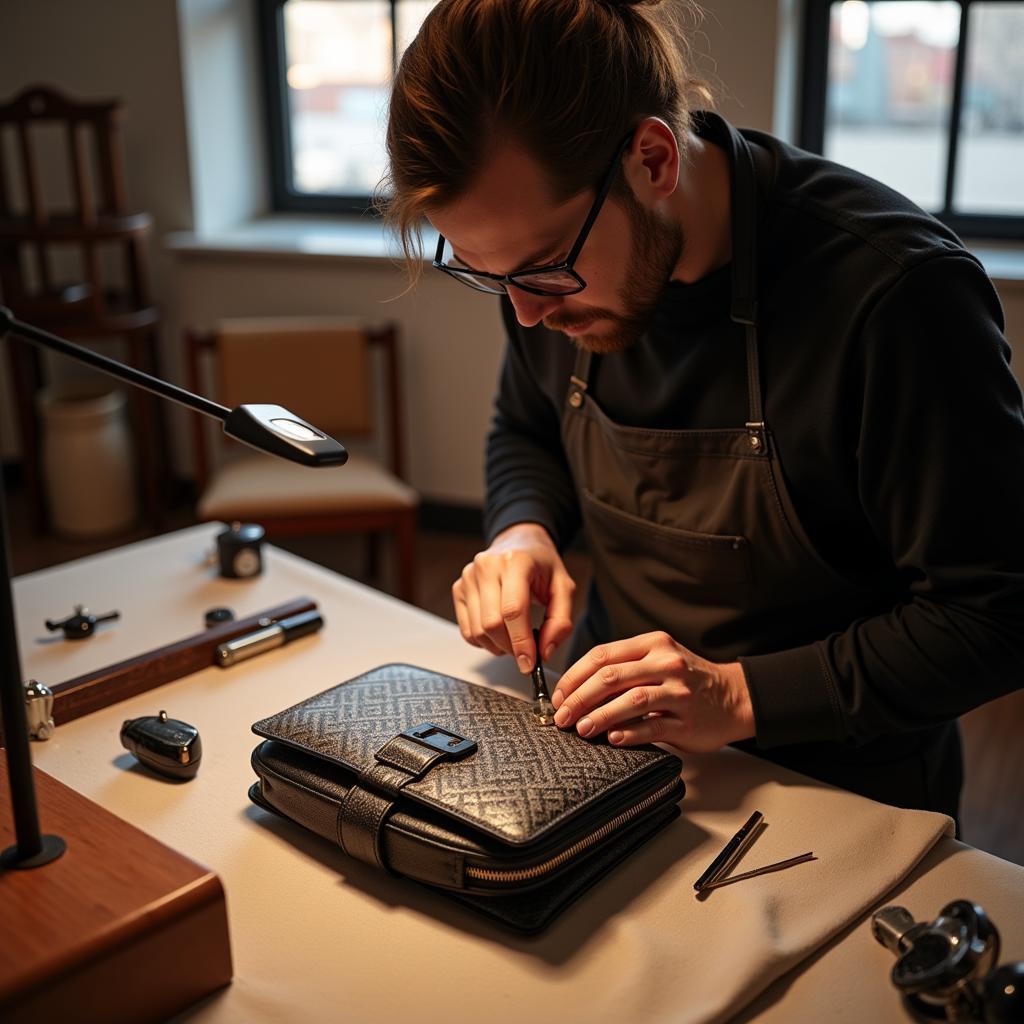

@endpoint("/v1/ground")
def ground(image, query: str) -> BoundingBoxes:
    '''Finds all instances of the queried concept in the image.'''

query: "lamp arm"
[0,307,347,869]
[0,306,230,423]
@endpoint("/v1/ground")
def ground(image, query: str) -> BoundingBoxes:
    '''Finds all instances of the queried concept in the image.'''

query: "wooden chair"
[0,84,166,529]
[186,317,419,602]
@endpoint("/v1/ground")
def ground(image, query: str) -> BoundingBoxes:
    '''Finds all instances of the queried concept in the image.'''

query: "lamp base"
[0,761,232,1023]
[1,832,66,869]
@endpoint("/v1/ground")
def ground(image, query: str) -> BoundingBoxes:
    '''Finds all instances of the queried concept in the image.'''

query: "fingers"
[552,633,665,710]
[450,554,541,666]
[607,716,672,748]
[568,686,676,740]
[450,534,576,672]
[452,569,503,656]
[474,558,515,655]
[496,571,536,672]
[553,657,668,728]
[537,569,575,663]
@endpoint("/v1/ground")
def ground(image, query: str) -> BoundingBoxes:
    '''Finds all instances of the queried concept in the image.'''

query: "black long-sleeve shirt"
[484,115,1024,762]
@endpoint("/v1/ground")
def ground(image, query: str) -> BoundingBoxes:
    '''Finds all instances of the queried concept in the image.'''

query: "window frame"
[257,0,401,215]
[799,0,1024,240]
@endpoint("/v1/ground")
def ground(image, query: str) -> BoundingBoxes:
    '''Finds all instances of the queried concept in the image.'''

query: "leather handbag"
[249,663,685,932]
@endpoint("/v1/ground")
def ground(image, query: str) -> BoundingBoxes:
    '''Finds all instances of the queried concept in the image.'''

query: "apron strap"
[567,119,767,440]
[727,122,766,439]
[569,346,593,395]
[744,324,764,430]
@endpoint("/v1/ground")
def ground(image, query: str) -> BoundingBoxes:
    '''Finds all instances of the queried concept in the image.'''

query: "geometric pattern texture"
[252,663,682,844]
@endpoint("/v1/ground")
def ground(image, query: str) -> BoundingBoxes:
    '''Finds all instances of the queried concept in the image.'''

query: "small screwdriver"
[530,627,556,726]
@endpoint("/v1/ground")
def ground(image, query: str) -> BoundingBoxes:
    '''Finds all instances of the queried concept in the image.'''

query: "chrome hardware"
[24,680,55,741]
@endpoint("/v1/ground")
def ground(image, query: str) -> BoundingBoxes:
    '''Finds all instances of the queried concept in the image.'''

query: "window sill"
[164,216,1024,287]
[164,214,437,266]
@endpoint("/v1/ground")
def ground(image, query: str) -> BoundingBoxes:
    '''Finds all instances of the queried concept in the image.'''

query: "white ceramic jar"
[37,387,137,537]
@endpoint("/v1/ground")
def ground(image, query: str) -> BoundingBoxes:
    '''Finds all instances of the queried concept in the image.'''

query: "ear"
[625,117,680,203]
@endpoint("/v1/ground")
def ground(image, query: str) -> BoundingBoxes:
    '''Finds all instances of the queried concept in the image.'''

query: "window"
[258,0,438,213]
[800,1,1024,239]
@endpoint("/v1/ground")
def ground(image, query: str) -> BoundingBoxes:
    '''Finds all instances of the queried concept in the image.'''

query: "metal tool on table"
[214,608,324,667]
[204,607,236,628]
[214,522,265,579]
[45,605,120,640]
[33,596,318,734]
[693,810,815,895]
[530,627,556,726]
[23,680,55,740]
[872,900,1024,1022]
[120,710,202,781]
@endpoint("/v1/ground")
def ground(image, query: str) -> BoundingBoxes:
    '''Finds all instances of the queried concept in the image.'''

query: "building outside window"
[801,1,1024,239]
[259,0,438,213]
[261,0,1024,239]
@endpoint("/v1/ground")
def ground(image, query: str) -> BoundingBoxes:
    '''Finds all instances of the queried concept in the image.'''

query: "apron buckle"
[745,421,766,452]
[569,375,588,409]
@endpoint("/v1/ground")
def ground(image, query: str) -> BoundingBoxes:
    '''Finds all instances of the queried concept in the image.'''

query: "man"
[383,0,1024,820]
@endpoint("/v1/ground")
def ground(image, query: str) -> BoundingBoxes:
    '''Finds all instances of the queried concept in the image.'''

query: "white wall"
[690,0,785,132]
[2,0,1023,501]
[0,0,194,459]
[177,0,267,234]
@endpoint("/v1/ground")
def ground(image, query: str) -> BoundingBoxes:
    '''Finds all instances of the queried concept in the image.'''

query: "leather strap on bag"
[337,724,477,871]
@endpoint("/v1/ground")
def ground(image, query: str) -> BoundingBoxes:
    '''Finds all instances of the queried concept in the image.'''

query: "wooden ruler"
[50,596,318,725]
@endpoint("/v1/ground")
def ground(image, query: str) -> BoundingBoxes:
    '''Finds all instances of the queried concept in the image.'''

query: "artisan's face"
[428,142,682,353]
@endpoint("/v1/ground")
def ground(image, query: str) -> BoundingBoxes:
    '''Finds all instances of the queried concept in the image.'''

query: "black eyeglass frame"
[432,131,635,297]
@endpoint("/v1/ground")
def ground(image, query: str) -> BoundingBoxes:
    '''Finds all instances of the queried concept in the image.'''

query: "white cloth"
[15,525,1019,1024]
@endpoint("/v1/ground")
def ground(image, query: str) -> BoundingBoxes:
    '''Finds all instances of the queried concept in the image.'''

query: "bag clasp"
[401,722,477,759]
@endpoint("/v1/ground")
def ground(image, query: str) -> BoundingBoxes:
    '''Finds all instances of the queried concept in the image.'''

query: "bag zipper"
[464,778,680,885]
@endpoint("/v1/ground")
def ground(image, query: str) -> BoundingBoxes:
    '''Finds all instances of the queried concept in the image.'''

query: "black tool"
[45,605,120,640]
[216,522,265,579]
[530,627,555,726]
[120,711,202,781]
[695,851,816,892]
[694,810,764,891]
[873,900,1024,1022]
[204,607,236,628]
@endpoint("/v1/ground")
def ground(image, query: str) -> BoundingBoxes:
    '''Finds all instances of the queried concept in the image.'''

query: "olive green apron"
[560,121,961,819]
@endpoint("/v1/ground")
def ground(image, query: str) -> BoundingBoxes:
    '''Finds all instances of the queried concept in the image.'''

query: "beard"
[544,190,684,354]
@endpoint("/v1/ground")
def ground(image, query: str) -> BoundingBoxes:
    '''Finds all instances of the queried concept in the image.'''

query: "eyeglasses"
[432,132,634,297]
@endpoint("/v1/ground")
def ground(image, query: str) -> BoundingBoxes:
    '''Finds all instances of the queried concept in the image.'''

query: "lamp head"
[223,405,348,466]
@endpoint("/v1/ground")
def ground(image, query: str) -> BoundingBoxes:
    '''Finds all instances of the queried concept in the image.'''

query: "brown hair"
[380,0,710,276]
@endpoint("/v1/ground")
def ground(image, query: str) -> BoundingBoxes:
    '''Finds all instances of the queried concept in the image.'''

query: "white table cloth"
[13,524,1024,1023]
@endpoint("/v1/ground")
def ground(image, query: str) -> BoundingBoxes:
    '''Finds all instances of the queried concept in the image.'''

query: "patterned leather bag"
[249,663,684,932]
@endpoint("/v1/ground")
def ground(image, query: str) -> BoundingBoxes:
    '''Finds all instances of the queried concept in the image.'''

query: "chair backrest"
[215,318,373,436]
[0,85,151,323]
[0,84,128,225]
[186,316,405,490]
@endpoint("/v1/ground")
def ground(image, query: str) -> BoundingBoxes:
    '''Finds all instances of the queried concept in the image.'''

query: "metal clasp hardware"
[745,421,766,452]
[568,375,588,410]
[401,722,477,759]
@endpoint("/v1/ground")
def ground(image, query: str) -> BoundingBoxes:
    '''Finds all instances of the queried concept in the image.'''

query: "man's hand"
[452,522,576,673]
[550,632,755,752]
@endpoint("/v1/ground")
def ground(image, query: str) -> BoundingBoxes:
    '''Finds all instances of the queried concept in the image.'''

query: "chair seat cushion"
[197,452,419,521]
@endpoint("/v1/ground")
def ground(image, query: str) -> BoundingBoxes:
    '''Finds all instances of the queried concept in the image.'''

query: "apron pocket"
[581,488,753,584]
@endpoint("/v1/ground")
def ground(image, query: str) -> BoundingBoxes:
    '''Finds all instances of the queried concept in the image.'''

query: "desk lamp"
[0,303,349,869]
